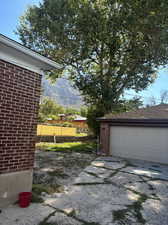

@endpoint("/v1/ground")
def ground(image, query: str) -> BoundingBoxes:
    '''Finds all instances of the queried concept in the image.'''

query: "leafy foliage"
[17,0,168,135]
[65,107,80,115]
[111,97,143,113]
[17,0,168,114]
[38,97,82,122]
[80,107,88,117]
[39,97,64,121]
[87,105,105,136]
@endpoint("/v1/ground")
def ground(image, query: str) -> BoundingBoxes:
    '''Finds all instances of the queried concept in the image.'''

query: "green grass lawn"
[75,133,88,137]
[36,141,97,153]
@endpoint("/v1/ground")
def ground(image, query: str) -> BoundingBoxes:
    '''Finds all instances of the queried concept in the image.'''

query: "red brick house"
[0,34,61,207]
[98,104,168,164]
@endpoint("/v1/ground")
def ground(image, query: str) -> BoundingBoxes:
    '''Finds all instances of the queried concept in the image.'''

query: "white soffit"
[0,34,62,74]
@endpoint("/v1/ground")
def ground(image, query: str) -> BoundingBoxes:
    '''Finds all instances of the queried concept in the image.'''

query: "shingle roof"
[103,104,168,119]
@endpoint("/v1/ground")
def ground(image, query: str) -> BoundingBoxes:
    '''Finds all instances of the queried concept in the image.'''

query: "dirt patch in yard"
[33,142,96,199]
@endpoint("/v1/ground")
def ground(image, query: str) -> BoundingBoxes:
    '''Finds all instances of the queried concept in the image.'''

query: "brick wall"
[0,60,41,174]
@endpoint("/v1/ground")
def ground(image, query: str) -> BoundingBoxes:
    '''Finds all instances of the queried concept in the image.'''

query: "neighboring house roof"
[0,34,62,74]
[74,115,87,121]
[99,104,168,120]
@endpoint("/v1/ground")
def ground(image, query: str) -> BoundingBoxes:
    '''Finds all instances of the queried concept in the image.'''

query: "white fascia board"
[0,34,62,74]
[0,49,42,74]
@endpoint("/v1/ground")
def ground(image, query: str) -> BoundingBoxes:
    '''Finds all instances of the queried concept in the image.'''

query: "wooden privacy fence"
[48,120,88,128]
[37,125,76,136]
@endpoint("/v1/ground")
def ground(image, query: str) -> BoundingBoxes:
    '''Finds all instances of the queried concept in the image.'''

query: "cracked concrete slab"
[120,158,168,181]
[0,204,55,225]
[125,181,156,197]
[45,183,140,225]
[92,160,126,170]
[121,166,168,180]
[48,211,82,225]
[95,156,125,163]
[73,171,104,184]
[107,171,142,186]
[1,156,168,225]
[142,199,168,225]
[148,180,168,200]
[83,165,113,179]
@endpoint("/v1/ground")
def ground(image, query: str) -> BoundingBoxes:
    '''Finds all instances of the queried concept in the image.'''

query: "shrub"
[61,122,73,127]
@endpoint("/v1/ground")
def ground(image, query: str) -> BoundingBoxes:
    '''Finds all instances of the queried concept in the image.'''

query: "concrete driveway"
[1,157,168,225]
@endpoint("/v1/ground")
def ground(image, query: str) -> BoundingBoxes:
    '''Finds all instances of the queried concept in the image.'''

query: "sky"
[0,0,40,41]
[0,0,168,105]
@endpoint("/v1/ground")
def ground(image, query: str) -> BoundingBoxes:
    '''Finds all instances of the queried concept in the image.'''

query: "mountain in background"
[42,77,84,108]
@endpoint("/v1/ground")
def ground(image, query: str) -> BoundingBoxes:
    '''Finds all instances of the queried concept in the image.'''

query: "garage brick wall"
[0,59,41,174]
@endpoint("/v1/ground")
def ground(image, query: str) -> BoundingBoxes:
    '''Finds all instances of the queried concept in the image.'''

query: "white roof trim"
[0,53,41,74]
[0,34,62,74]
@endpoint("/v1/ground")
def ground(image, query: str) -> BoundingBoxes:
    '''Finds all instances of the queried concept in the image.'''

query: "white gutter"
[0,34,62,72]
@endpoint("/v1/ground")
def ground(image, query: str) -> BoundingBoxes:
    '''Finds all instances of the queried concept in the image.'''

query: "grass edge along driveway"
[36,141,97,154]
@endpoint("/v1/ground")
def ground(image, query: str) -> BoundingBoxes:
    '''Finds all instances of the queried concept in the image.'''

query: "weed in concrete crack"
[136,175,161,200]
[148,184,155,191]
[109,170,120,177]
[84,171,100,178]
[74,182,106,185]
[113,208,127,222]
[82,223,101,225]
[151,193,160,200]
[129,195,147,224]
[32,183,64,195]
[112,192,147,224]
[39,222,58,225]
[105,164,130,179]
[150,177,168,182]
[32,184,49,195]
[31,192,44,203]
[38,210,57,225]
[93,165,115,171]
[47,170,69,178]
[102,163,133,185]
[126,188,145,196]
[45,205,101,225]
[149,168,161,172]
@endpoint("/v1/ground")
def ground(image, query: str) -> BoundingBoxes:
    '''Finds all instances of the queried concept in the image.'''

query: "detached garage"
[99,104,168,164]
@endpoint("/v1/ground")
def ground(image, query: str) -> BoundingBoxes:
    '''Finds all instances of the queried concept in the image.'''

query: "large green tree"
[17,0,168,114]
[39,97,65,120]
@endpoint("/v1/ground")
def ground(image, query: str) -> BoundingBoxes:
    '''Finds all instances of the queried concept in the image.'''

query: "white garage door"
[110,126,168,164]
